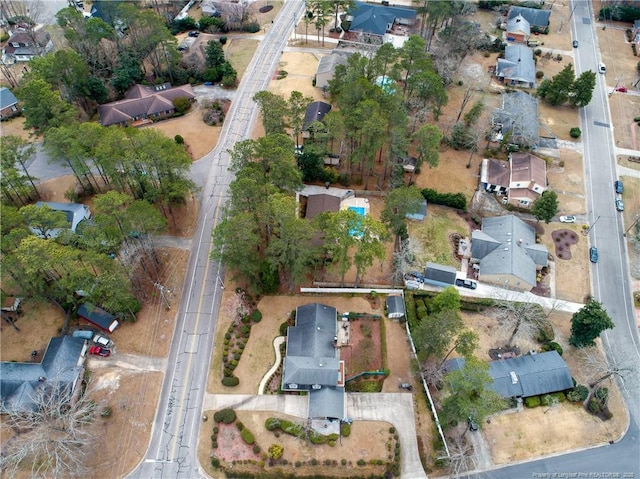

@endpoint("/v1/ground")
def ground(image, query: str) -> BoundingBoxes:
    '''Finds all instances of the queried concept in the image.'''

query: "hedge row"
[265,417,305,437]
[524,391,567,408]
[421,188,467,211]
[214,408,237,424]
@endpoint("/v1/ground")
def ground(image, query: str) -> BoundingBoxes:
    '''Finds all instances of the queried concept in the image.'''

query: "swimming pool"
[348,206,365,237]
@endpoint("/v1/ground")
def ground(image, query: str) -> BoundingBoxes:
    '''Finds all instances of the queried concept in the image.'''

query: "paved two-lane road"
[127,2,306,478]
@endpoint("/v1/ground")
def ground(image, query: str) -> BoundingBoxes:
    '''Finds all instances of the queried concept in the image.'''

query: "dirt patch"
[144,107,219,160]
[549,149,586,215]
[89,370,164,478]
[551,228,580,260]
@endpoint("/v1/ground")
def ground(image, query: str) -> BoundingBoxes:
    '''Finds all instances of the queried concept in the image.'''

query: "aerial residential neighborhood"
[1,1,639,478]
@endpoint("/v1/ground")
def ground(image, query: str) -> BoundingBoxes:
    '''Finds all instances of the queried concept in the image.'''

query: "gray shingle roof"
[507,6,551,29]
[306,194,340,220]
[507,14,530,35]
[308,386,345,419]
[471,215,548,286]
[493,91,539,147]
[316,52,350,77]
[35,202,91,232]
[0,87,18,110]
[496,44,536,85]
[283,356,340,386]
[444,351,573,398]
[349,1,417,36]
[1,336,86,412]
[385,295,405,318]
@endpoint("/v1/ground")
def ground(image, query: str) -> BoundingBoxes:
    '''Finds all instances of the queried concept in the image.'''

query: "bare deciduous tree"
[0,381,105,478]
[444,434,479,478]
[577,348,637,389]
[492,294,548,347]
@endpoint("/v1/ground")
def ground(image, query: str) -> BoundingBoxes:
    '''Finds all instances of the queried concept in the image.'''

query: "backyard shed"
[385,295,405,319]
[77,303,119,333]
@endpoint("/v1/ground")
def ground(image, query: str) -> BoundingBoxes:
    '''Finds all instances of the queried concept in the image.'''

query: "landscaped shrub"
[524,396,541,408]
[251,309,262,323]
[236,421,244,431]
[570,127,581,138]
[240,428,255,445]
[588,397,602,413]
[280,419,304,437]
[546,341,563,356]
[357,459,366,466]
[341,422,351,437]
[265,417,280,430]
[566,385,587,403]
[242,22,260,33]
[551,392,566,402]
[594,387,609,402]
[535,322,555,343]
[219,36,227,44]
[214,408,237,424]
[174,134,184,144]
[421,188,467,211]
[309,430,328,444]
[211,458,220,468]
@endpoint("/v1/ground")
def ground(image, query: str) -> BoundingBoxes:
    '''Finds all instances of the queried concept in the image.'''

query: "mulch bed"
[551,229,580,260]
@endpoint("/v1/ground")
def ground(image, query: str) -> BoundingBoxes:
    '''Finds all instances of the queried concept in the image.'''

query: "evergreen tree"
[569,299,615,348]
[531,190,559,224]
[571,70,597,107]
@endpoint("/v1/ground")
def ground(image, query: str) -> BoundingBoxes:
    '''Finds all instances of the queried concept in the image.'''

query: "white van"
[597,63,606,74]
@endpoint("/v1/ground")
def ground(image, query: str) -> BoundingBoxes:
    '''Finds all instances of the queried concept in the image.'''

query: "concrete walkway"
[201,392,428,479]
[88,353,167,372]
[257,336,285,395]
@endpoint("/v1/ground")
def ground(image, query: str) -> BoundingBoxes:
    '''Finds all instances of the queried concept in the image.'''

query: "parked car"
[559,215,576,223]
[615,199,624,212]
[572,40,578,48]
[89,345,111,357]
[72,329,95,340]
[455,278,477,290]
[467,416,479,432]
[405,280,421,290]
[614,86,627,93]
[597,62,606,74]
[399,383,413,391]
[93,333,112,348]
[188,30,200,37]
[614,180,624,194]
[589,246,599,263]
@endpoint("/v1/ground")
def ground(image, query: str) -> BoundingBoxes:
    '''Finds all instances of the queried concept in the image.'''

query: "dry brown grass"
[548,149,587,216]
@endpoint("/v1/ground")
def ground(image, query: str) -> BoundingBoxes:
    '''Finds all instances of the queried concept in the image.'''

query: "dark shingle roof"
[493,91,539,147]
[308,386,345,419]
[349,2,417,36]
[303,101,332,131]
[424,262,457,285]
[385,295,405,317]
[507,6,551,28]
[444,351,573,398]
[1,336,86,412]
[306,194,340,220]
[496,44,536,85]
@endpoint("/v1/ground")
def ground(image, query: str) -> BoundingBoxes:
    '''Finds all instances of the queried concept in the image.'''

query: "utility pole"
[154,282,172,310]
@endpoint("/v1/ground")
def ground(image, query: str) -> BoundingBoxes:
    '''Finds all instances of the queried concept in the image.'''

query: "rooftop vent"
[510,371,518,384]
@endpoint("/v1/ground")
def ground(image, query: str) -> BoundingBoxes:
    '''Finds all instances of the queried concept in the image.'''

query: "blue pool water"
[348,206,365,237]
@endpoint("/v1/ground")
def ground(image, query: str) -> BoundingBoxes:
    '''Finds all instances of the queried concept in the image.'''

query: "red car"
[615,86,627,93]
[89,345,111,357]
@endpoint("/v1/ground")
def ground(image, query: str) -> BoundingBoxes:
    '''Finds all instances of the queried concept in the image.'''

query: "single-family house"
[385,295,405,320]
[471,215,548,292]
[305,194,341,220]
[34,202,91,238]
[492,91,539,148]
[506,13,530,43]
[346,2,416,47]
[480,152,547,207]
[496,44,536,88]
[443,351,573,399]
[423,262,457,288]
[281,303,345,420]
[1,29,53,64]
[0,87,19,119]
[0,336,88,412]
[302,101,332,139]
[201,0,221,17]
[315,51,350,90]
[97,83,195,127]
[507,6,551,34]
[507,152,547,207]
[77,303,120,333]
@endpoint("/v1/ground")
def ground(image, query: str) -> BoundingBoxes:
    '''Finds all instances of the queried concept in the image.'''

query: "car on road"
[188,31,200,37]
[89,345,111,357]
[615,199,624,211]
[572,40,578,48]
[597,62,606,74]
[614,180,624,194]
[559,215,576,223]
[455,278,477,289]
[589,246,599,263]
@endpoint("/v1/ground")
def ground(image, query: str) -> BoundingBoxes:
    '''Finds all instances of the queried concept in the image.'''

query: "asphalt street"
[126,2,306,478]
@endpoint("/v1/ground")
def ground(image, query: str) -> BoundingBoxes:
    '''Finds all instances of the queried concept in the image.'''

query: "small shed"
[424,262,457,287]
[385,295,405,319]
[77,303,119,333]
